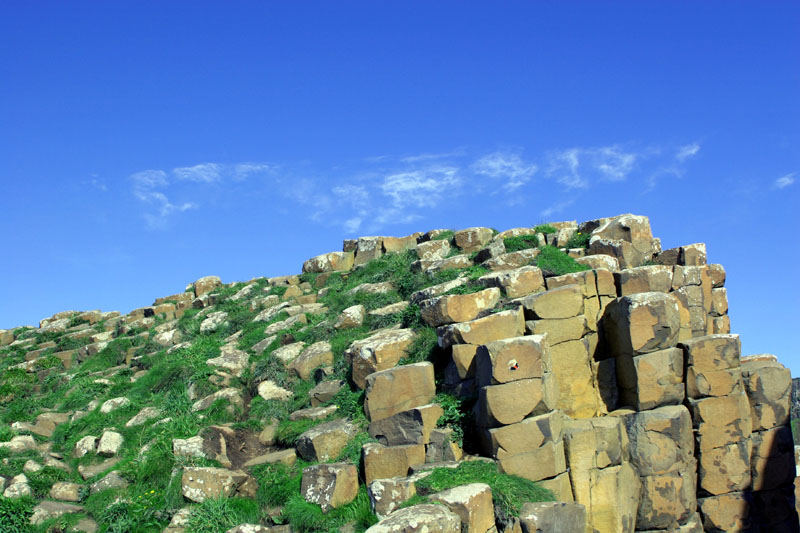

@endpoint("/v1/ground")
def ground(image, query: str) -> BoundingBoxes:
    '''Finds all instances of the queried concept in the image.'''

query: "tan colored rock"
[290,405,337,421]
[97,430,124,457]
[537,472,574,502]
[301,463,359,512]
[563,416,627,474]
[697,438,751,495]
[548,338,599,418]
[368,404,443,446]
[335,304,365,329]
[451,344,479,379]
[173,436,206,459]
[263,313,307,335]
[355,236,384,266]
[519,501,587,533]
[30,501,84,526]
[741,356,792,431]
[383,234,420,252]
[347,328,417,389]
[362,442,426,484]
[521,284,584,319]
[475,335,550,387]
[417,239,451,261]
[485,411,564,458]
[454,227,494,253]
[309,380,344,406]
[194,275,222,297]
[478,266,545,299]
[90,471,129,494]
[243,448,297,468]
[192,388,244,412]
[289,341,333,380]
[482,248,540,271]
[616,347,684,410]
[575,255,620,272]
[697,491,752,532]
[426,428,463,463]
[302,251,355,273]
[437,308,525,349]
[257,380,293,401]
[707,263,726,288]
[420,288,501,327]
[272,342,305,364]
[415,254,474,273]
[364,504,461,533]
[636,469,697,530]
[619,405,694,476]
[497,440,567,482]
[50,482,82,502]
[603,292,680,356]
[364,362,436,422]
[688,392,752,451]
[74,436,97,458]
[368,473,427,518]
[751,427,795,491]
[100,396,130,414]
[474,377,556,427]
[296,418,357,462]
[711,315,730,335]
[207,345,249,377]
[589,214,656,266]
[430,483,495,533]
[686,367,742,399]
[580,462,641,533]
[680,333,740,373]
[615,265,673,295]
[710,288,728,316]
[527,316,590,345]
[126,406,161,427]
[181,467,244,502]
[369,301,410,317]
[681,243,707,265]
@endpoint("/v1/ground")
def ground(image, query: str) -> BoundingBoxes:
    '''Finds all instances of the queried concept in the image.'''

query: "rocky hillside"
[0,214,796,533]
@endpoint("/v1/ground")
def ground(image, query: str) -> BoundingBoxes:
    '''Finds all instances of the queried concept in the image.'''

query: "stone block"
[571,462,641,533]
[697,491,752,532]
[548,338,599,418]
[485,411,565,458]
[346,328,417,389]
[417,239,451,261]
[688,393,752,451]
[614,265,673,295]
[474,377,556,427]
[182,467,244,503]
[686,367,742,399]
[354,236,384,266]
[302,251,355,273]
[382,234,420,252]
[430,483,495,533]
[602,292,680,356]
[636,468,697,530]
[707,263,726,288]
[482,248,540,271]
[519,501,587,533]
[680,333,740,373]
[563,416,627,473]
[497,440,567,482]
[475,335,550,387]
[710,288,728,316]
[420,288,501,327]
[451,344,479,379]
[368,473,427,519]
[520,284,584,319]
[301,463,359,512]
[750,426,795,491]
[364,363,436,422]
[537,472,574,502]
[620,405,694,476]
[545,270,597,298]
[364,504,461,532]
[575,255,620,272]
[437,308,525,349]
[616,347,684,410]
[454,227,494,253]
[697,438,752,495]
[362,442,426,484]
[296,418,357,462]
[194,275,222,297]
[711,315,730,335]
[368,403,444,446]
[526,316,590,345]
[478,266,545,298]
[288,341,334,380]
[741,357,792,431]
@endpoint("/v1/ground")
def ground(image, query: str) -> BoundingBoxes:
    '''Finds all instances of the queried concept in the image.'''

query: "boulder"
[615,265,673,295]
[347,328,417,389]
[368,403,443,446]
[302,251,355,273]
[697,438,751,495]
[242,449,297,468]
[620,405,694,476]
[485,410,564,460]
[474,377,556,427]
[181,467,246,503]
[636,469,697,530]
[420,288,501,327]
[454,227,494,253]
[526,316,589,345]
[335,304,366,329]
[362,442,426,484]
[50,482,82,502]
[616,347,684,410]
[519,501,587,533]
[680,334,741,373]
[437,308,525,349]
[520,285,584,320]
[74,436,98,458]
[475,335,550,387]
[90,471,129,494]
[451,344,479,379]
[200,311,228,333]
[289,341,334,380]
[430,483,495,533]
[194,276,222,297]
[750,426,795,491]
[309,380,344,406]
[548,338,600,418]
[364,504,461,532]
[100,397,131,414]
[355,236,384,266]
[257,380,293,402]
[688,392,752,451]
[97,430,124,457]
[192,388,244,412]
[482,248,540,271]
[364,363,436,422]
[478,266,545,299]
[697,491,752,532]
[126,406,161,427]
[741,357,792,431]
[296,418,357,462]
[417,239,451,261]
[301,463,359,512]
[30,501,84,526]
[207,344,249,377]
[368,473,428,519]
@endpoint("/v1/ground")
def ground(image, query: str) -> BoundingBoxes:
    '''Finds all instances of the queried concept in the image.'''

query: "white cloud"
[343,217,363,233]
[333,184,370,209]
[773,173,796,189]
[540,199,574,218]
[676,143,701,161]
[130,169,169,189]
[381,166,460,209]
[472,152,537,191]
[173,163,221,183]
[233,163,274,179]
[547,149,587,189]
[593,146,636,181]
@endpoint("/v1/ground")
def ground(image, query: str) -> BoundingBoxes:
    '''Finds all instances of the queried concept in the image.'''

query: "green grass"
[565,231,591,249]
[535,246,589,276]
[253,460,308,507]
[275,418,325,447]
[186,497,261,533]
[431,230,454,241]
[397,327,440,366]
[281,486,377,532]
[434,392,472,446]
[532,224,558,234]
[503,235,540,252]
[0,496,35,532]
[415,461,554,519]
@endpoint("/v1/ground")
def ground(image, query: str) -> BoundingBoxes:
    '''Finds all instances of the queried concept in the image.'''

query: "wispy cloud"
[773,172,796,189]
[472,152,537,192]
[676,143,701,161]
[173,163,222,183]
[381,166,460,209]
[546,145,639,189]
[540,199,574,218]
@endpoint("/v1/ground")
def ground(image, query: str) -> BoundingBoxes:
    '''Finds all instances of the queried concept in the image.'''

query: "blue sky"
[1,2,798,373]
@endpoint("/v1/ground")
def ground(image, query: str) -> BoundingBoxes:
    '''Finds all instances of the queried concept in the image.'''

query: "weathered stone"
[615,265,673,295]
[257,380,293,402]
[100,396,130,414]
[616,347,684,410]
[368,473,428,519]
[192,388,244,412]
[414,254,474,273]
[548,338,599,418]
[368,404,444,446]
[126,406,161,427]
[474,377,556,427]
[30,501,84,526]
[451,344,479,379]
[686,367,742,399]
[478,266,545,299]
[497,440,567,482]
[707,263,726,288]
[410,277,467,304]
[347,328,417,389]
[97,430,124,457]
[454,227,494,253]
[430,483,494,533]
[290,405,337,421]
[711,315,730,335]
[302,251,355,273]
[173,436,207,459]
[200,311,228,333]
[681,243,707,266]
[426,428,463,463]
[602,292,680,356]
[483,248,540,271]
[263,313,307,335]
[75,435,97,458]
[355,236,384,266]
[521,284,583,320]
[589,214,656,268]
[369,301,410,317]
[272,341,305,363]
[194,276,222,297]
[417,239,451,261]
[563,416,627,474]
[741,357,792,431]
[207,344,249,377]
[289,341,333,380]
[680,334,740,373]
[688,392,752,451]
[242,448,297,468]
[182,467,243,503]
[437,308,525,349]
[486,411,564,457]
[620,405,694,476]
[636,469,697,530]
[0,435,37,453]
[577,462,640,533]
[78,457,121,480]
[362,442,426,484]
[335,304,365,329]
[697,438,751,495]
[364,504,461,533]
[750,426,795,491]
[154,328,183,346]
[301,463,359,512]
[526,316,589,345]
[697,491,752,532]
[475,335,550,387]
[420,288,501,327]
[50,482,82,502]
[474,239,506,263]
[537,472,574,502]
[710,288,728,316]
[309,380,344,406]
[575,254,620,272]
[519,501,587,533]
[90,471,129,494]
[296,418,357,462]
[364,363,436,422]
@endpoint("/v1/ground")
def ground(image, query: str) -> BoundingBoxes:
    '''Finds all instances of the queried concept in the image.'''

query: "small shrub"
[186,496,260,533]
[503,235,540,252]
[281,486,377,532]
[398,327,440,365]
[565,231,591,249]
[434,392,472,446]
[431,230,454,241]
[532,224,558,234]
[253,462,306,507]
[275,418,324,447]
[534,246,589,276]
